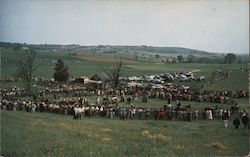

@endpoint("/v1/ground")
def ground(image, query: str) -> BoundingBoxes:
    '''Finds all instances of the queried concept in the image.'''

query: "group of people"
[1,83,248,105]
[1,95,249,129]
[1,82,249,130]
[1,87,25,97]
[232,113,249,129]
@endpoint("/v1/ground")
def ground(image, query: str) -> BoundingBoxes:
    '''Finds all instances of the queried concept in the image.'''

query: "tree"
[15,48,42,93]
[53,59,69,82]
[104,60,123,91]
[177,55,184,63]
[187,55,196,63]
[224,53,236,63]
[111,60,123,90]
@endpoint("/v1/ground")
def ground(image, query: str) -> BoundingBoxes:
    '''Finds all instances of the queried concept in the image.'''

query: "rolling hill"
[0,42,220,57]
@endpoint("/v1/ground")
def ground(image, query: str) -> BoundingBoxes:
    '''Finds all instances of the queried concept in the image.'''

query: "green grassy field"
[1,50,156,78]
[1,49,249,94]
[204,71,249,91]
[1,49,248,79]
[1,50,116,78]
[1,110,249,157]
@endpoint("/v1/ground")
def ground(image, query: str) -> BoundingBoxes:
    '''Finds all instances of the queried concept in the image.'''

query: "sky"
[0,0,249,54]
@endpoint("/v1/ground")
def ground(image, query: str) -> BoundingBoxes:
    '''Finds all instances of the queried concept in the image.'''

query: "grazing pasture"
[1,110,249,157]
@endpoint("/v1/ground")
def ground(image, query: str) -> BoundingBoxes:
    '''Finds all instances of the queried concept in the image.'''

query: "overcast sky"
[0,0,249,54]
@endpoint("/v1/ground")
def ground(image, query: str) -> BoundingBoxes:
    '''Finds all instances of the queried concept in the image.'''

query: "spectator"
[222,110,229,128]
[233,117,241,129]
[241,113,249,129]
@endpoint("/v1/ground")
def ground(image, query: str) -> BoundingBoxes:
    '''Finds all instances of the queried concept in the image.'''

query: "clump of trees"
[53,59,69,82]
[174,54,239,64]
[177,55,184,62]
[224,53,237,63]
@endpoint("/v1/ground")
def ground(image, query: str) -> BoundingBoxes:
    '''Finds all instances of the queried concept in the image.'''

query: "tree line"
[174,53,239,63]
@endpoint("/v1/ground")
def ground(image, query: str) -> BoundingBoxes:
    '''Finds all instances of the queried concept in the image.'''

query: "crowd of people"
[45,84,248,102]
[1,84,248,104]
[1,87,25,97]
[1,82,249,129]
[1,94,249,128]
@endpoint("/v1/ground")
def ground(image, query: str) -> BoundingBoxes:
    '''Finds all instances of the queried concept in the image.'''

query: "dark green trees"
[224,53,237,63]
[53,59,69,82]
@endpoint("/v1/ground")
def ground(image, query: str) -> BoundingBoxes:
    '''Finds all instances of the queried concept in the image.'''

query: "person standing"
[241,113,249,129]
[219,108,223,120]
[223,110,229,128]
[208,110,213,120]
[194,109,199,120]
[233,117,241,129]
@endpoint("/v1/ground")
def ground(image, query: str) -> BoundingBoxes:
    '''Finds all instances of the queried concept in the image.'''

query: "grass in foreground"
[1,110,249,157]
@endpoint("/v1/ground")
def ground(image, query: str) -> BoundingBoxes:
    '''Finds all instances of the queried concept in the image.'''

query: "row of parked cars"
[127,72,205,84]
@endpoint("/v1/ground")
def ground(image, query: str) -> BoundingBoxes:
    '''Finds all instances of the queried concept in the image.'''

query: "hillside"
[2,110,249,157]
[112,45,218,56]
[0,42,219,57]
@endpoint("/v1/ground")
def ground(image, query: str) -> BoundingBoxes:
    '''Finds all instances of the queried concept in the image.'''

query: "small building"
[73,76,88,83]
[85,79,103,89]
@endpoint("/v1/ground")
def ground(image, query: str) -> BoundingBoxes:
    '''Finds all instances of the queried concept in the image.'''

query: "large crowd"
[1,83,249,129]
[0,96,238,121]
[2,84,248,103]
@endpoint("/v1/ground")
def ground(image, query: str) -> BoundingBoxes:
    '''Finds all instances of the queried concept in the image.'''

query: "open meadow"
[1,110,249,157]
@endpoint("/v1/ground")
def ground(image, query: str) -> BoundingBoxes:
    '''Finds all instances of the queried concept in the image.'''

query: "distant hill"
[112,45,218,56]
[0,41,222,57]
